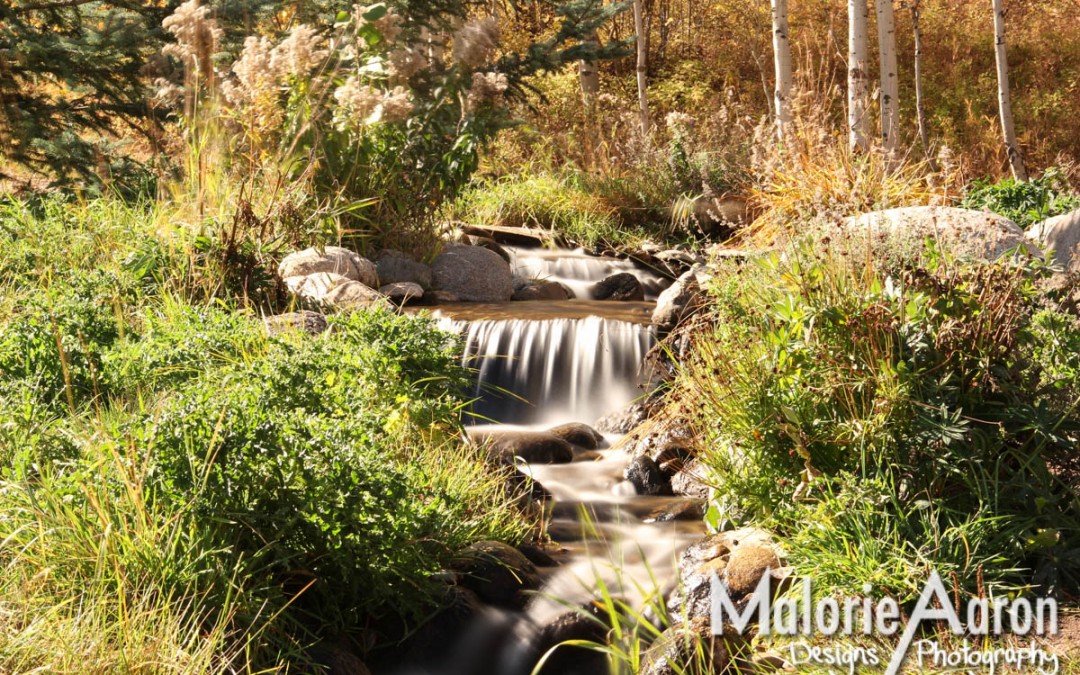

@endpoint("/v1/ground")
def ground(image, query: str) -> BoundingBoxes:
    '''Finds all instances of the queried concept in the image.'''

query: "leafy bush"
[148,308,528,628]
[676,239,1080,599]
[960,168,1080,229]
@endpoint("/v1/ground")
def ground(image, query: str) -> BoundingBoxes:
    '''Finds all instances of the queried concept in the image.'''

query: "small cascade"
[505,246,668,300]
[440,315,654,425]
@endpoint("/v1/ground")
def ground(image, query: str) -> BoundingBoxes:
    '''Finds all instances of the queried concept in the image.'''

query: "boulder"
[467,235,512,263]
[724,545,781,597]
[592,272,645,301]
[306,640,372,675]
[640,617,739,675]
[284,271,350,303]
[279,246,378,288]
[652,269,706,331]
[431,245,514,302]
[1027,208,1080,273]
[473,430,575,464]
[847,206,1036,261]
[625,456,672,496]
[595,402,649,434]
[375,250,433,289]
[546,422,604,450]
[380,281,424,304]
[321,281,388,311]
[451,541,541,609]
[425,290,462,304]
[462,223,547,247]
[263,310,328,336]
[533,603,610,675]
[645,499,706,523]
[671,459,711,500]
[512,281,573,301]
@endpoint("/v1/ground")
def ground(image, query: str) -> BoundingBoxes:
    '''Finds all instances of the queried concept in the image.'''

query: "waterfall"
[440,315,655,426]
[505,246,668,300]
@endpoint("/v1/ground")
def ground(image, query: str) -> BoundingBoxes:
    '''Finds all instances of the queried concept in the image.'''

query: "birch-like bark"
[633,0,650,133]
[847,0,869,152]
[910,0,931,156]
[876,0,899,154]
[771,0,792,143]
[992,0,1027,180]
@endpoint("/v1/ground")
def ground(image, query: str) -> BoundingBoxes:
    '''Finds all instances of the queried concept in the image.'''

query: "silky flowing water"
[410,246,706,675]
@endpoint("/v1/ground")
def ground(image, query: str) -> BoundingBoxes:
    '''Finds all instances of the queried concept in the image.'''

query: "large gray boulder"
[284,271,350,303]
[847,206,1035,261]
[279,246,378,288]
[652,269,706,331]
[431,244,514,302]
[376,249,433,289]
[1027,208,1080,273]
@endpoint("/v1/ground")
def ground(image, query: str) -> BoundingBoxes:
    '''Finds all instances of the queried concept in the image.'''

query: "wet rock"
[425,289,461,304]
[380,281,424,304]
[534,603,610,675]
[395,585,483,664]
[431,244,514,302]
[671,458,711,499]
[504,466,552,503]
[625,456,673,496]
[847,206,1037,261]
[517,543,559,568]
[546,422,604,450]
[263,310,328,336]
[279,246,378,288]
[646,499,706,523]
[595,402,649,434]
[467,235,512,263]
[592,272,645,301]
[321,280,389,312]
[452,541,541,610]
[473,430,575,464]
[652,269,706,332]
[622,418,694,464]
[1028,207,1080,273]
[724,545,781,597]
[640,617,740,675]
[512,280,573,301]
[573,450,603,462]
[375,249,433,289]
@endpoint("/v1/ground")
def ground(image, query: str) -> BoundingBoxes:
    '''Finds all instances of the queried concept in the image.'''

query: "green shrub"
[148,308,528,628]
[678,241,1080,599]
[960,168,1080,229]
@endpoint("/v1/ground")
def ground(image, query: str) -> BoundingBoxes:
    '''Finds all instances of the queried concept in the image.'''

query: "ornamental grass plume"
[466,71,508,111]
[453,17,499,68]
[270,25,329,79]
[162,0,221,84]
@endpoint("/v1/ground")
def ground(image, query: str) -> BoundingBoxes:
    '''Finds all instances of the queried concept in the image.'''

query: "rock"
[512,275,532,292]
[473,430,575,464]
[655,249,704,266]
[724,545,781,597]
[592,272,645,301]
[625,456,673,496]
[1028,208,1080,273]
[621,418,693,464]
[425,290,461,304]
[671,459,711,500]
[380,281,424,304]
[517,543,559,568]
[645,499,706,523]
[306,640,372,675]
[451,541,542,609]
[467,236,512,263]
[431,245,514,302]
[595,402,649,434]
[395,585,483,665]
[284,271,350,303]
[322,280,388,311]
[640,617,738,675]
[263,310,328,336]
[279,246,378,288]
[504,466,552,503]
[847,206,1037,261]
[652,269,706,331]
[533,603,610,675]
[512,281,573,301]
[546,422,604,450]
[375,250,433,289]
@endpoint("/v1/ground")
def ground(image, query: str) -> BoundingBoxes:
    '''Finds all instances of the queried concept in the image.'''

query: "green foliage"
[680,240,1080,598]
[960,168,1080,230]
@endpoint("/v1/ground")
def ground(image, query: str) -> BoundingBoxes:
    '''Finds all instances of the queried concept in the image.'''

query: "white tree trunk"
[992,0,1027,180]
[578,31,600,109]
[633,0,650,134]
[911,0,931,157]
[876,0,899,154]
[847,0,869,152]
[771,0,792,143]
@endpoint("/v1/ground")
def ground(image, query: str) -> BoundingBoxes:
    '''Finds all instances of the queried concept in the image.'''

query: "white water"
[505,246,668,300]
[440,315,655,426]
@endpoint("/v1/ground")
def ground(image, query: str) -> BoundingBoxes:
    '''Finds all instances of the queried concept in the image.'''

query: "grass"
[0,195,535,671]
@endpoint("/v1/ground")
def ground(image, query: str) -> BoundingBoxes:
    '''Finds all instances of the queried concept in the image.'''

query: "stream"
[405,245,707,675]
